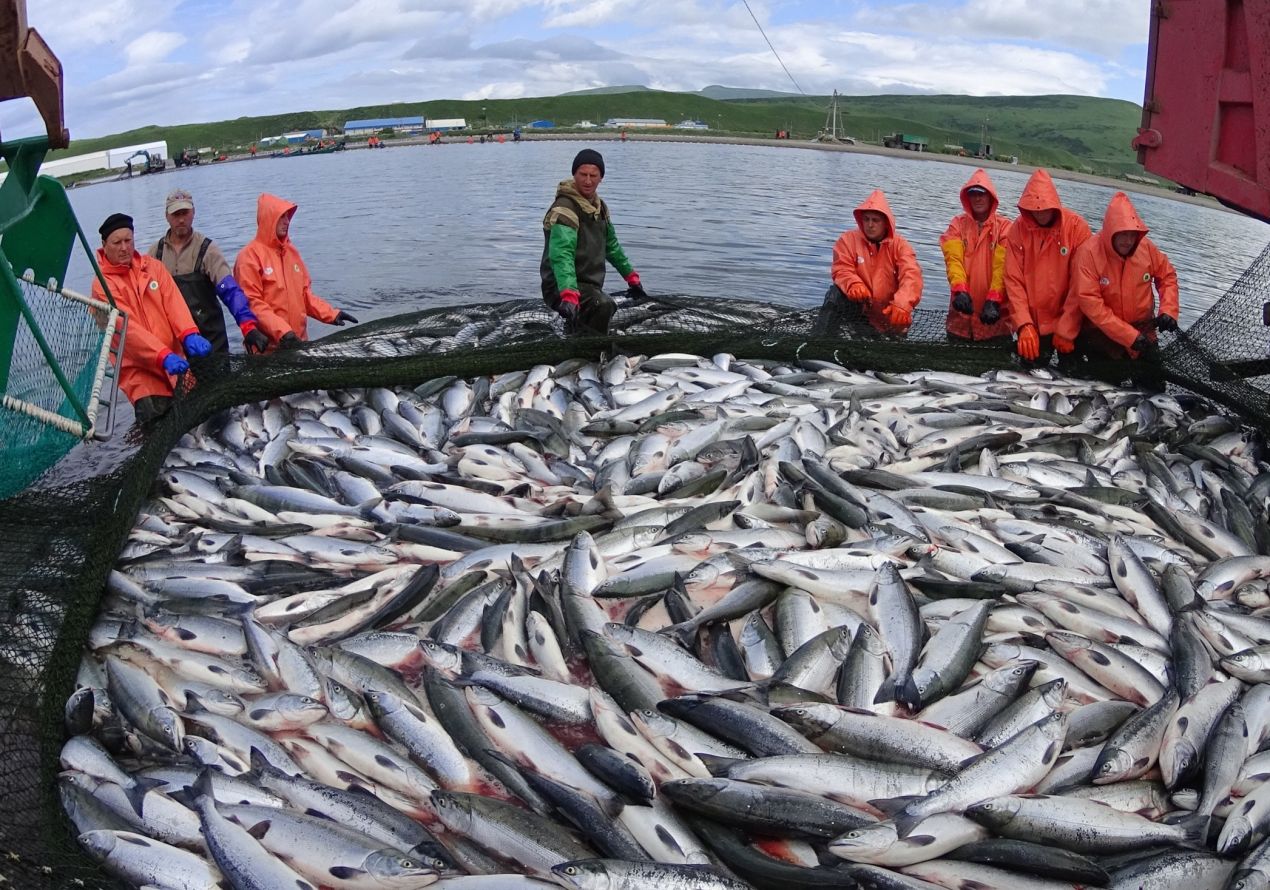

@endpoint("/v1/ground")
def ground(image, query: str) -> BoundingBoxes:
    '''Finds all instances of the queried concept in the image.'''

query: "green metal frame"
[0,136,114,414]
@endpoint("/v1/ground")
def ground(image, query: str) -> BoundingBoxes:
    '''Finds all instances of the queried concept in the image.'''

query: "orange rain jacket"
[234,194,339,344]
[1071,191,1179,350]
[830,190,924,333]
[1003,169,1092,339]
[91,250,198,404]
[939,169,1011,340]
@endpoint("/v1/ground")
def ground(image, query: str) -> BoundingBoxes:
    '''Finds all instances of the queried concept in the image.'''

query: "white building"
[575,120,598,129]
[427,118,467,131]
[604,118,668,128]
[674,120,709,130]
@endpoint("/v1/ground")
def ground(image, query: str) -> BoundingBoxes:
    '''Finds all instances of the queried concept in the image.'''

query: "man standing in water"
[541,148,646,335]
[91,213,212,423]
[235,193,358,349]
[940,170,1012,343]
[147,189,269,355]
[1003,168,1092,364]
[1069,191,1179,359]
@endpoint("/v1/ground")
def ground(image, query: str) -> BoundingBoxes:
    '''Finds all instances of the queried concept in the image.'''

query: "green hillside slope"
[43,89,1145,178]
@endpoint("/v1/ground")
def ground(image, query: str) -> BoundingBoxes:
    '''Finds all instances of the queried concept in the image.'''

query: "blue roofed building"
[344,116,425,137]
[529,120,555,128]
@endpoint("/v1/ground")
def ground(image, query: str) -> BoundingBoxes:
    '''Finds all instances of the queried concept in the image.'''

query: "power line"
[742,0,806,95]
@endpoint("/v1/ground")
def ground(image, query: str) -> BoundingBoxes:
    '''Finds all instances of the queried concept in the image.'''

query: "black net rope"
[3,252,1270,885]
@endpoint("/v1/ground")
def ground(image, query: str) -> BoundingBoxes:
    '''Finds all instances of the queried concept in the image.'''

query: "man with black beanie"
[540,147,646,335]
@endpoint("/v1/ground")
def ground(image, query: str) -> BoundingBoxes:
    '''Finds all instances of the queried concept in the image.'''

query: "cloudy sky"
[7,0,1150,141]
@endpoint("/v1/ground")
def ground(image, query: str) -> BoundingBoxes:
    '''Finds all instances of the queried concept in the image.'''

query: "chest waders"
[157,238,228,352]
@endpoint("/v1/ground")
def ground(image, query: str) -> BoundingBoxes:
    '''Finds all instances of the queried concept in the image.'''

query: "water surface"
[62,141,1270,330]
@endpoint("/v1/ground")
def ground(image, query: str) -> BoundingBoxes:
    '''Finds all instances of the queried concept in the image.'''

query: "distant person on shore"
[1003,168,1092,364]
[147,189,268,355]
[814,189,923,336]
[234,194,358,350]
[939,169,1011,342]
[1069,191,1179,359]
[541,148,646,336]
[91,213,212,423]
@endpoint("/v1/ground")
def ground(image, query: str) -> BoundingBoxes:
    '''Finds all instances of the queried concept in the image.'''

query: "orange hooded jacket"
[1003,169,1092,338]
[234,194,338,344]
[91,250,198,404]
[830,190,924,333]
[1071,191,1179,350]
[939,169,1011,340]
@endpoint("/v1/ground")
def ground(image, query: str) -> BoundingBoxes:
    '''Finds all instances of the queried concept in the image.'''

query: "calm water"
[62,141,1270,330]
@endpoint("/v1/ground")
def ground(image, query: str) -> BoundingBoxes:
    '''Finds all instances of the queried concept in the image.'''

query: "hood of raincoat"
[960,168,1000,217]
[853,189,897,240]
[1016,169,1063,213]
[255,193,297,249]
[555,178,603,219]
[1099,190,1149,250]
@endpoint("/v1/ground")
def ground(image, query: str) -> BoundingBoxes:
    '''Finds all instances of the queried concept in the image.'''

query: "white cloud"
[29,0,173,51]
[861,0,1148,56]
[123,31,186,66]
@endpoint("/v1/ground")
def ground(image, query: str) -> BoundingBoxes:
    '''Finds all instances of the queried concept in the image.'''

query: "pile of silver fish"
[304,296,786,359]
[60,352,1270,890]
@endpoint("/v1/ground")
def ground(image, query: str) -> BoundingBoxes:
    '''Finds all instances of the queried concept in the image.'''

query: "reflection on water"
[63,141,1269,331]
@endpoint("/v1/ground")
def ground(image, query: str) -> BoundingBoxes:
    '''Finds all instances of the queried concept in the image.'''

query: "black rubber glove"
[332,311,359,326]
[980,300,1001,325]
[558,300,579,324]
[951,291,973,315]
[1155,313,1177,332]
[627,283,649,303]
[1131,333,1151,355]
[278,331,302,350]
[243,327,270,354]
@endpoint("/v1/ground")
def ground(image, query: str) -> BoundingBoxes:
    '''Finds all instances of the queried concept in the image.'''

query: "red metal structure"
[1134,0,1270,222]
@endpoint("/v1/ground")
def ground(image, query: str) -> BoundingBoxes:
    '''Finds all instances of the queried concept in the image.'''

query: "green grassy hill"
[43,89,1146,178]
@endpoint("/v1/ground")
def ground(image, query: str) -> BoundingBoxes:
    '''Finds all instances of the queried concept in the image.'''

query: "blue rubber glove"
[162,353,189,375]
[183,333,212,357]
[215,275,257,325]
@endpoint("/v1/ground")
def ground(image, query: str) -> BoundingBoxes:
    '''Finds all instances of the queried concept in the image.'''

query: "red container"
[1134,0,1270,222]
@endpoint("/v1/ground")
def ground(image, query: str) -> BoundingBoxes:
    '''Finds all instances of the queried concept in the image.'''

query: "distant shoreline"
[75,130,1229,214]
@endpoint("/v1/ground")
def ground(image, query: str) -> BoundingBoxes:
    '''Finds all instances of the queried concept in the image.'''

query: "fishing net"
[0,274,119,499]
[3,235,1270,886]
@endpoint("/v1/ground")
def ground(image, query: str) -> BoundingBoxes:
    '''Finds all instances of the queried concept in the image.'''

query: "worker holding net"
[90,213,211,423]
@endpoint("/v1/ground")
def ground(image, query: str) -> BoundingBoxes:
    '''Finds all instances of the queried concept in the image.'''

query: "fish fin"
[869,796,920,818]
[183,691,207,713]
[328,866,367,880]
[246,820,271,840]
[873,677,897,705]
[696,754,742,776]
[890,805,926,838]
[1178,813,1210,849]
[122,776,164,817]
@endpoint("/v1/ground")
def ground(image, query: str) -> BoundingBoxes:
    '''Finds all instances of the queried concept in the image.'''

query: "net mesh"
[2,238,1270,886]
[0,275,110,499]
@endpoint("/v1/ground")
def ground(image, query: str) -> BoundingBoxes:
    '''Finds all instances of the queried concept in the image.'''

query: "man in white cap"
[147,188,269,354]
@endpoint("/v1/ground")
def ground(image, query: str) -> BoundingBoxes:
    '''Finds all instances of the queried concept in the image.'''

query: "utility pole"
[981,116,990,157]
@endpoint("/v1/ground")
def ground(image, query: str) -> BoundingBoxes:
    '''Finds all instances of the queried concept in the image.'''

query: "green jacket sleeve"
[605,221,634,278]
[548,223,579,293]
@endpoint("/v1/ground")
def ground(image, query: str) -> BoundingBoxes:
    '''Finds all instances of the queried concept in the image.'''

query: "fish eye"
[566,866,578,875]
[400,859,414,867]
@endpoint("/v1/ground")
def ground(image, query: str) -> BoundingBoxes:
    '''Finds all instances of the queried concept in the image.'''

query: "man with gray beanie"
[148,188,270,354]
[540,147,646,335]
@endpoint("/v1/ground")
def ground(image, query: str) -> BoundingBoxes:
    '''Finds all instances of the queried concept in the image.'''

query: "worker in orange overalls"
[939,169,1011,342]
[1069,191,1179,359]
[90,213,212,423]
[234,194,358,350]
[1003,169,1092,363]
[815,189,923,336]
